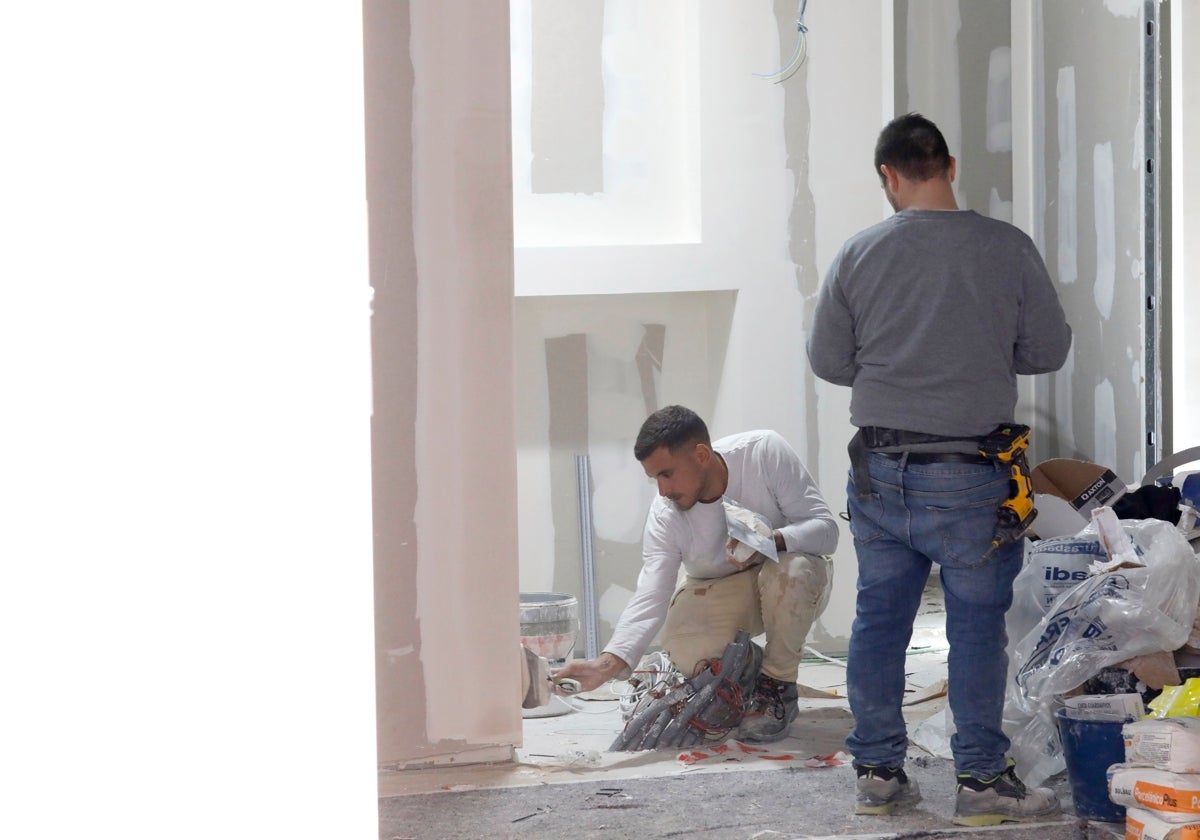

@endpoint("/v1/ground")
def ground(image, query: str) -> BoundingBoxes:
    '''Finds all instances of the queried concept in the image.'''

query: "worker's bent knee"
[663,634,727,678]
[662,571,764,676]
[763,553,833,615]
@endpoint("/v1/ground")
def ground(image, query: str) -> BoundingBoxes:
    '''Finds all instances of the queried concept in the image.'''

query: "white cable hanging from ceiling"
[753,0,809,84]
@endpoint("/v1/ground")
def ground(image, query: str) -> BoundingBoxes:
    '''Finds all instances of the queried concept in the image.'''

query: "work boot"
[952,760,1060,826]
[854,765,922,815]
[736,673,798,743]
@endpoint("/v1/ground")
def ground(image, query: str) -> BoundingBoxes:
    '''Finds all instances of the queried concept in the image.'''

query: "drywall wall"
[897,1,1013,222]
[367,0,521,768]
[902,0,1157,480]
[895,3,1054,455]
[515,291,736,646]
[1035,0,1148,480]
[798,1,893,653]
[512,0,891,657]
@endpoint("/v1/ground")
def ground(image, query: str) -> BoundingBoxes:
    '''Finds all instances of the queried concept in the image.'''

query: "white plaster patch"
[1093,142,1116,320]
[1094,380,1118,470]
[988,188,1013,224]
[1127,348,1144,476]
[1055,344,1077,455]
[1103,0,1141,18]
[986,47,1012,153]
[1056,67,1078,285]
[1131,258,1144,281]
[1126,349,1146,484]
[585,329,663,544]
[598,583,635,631]
[592,434,655,544]
[386,645,416,660]
[1132,110,1145,170]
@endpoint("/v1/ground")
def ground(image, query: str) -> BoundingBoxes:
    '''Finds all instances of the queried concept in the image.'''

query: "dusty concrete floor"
[380,590,1125,839]
[380,758,1111,840]
[380,662,1121,838]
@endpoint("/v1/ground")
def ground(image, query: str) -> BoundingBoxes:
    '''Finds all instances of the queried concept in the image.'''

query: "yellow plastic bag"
[1147,678,1200,718]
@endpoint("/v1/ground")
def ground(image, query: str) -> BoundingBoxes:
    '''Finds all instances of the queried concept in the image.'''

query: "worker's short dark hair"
[634,405,710,462]
[874,112,951,183]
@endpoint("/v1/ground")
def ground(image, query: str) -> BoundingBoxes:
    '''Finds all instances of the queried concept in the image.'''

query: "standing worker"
[807,113,1072,825]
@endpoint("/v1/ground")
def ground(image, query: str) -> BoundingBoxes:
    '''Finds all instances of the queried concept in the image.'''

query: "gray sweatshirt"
[807,209,1072,438]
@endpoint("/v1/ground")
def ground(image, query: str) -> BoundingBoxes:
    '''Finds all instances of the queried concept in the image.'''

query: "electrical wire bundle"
[610,631,756,751]
[753,0,809,84]
[617,650,680,722]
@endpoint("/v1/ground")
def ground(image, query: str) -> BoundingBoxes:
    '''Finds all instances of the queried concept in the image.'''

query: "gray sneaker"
[952,761,1060,826]
[736,674,797,743]
[855,766,921,815]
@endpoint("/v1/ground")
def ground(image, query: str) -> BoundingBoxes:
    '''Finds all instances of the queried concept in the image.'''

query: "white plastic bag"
[1005,704,1067,789]
[1007,533,1107,651]
[1011,518,1199,708]
[1005,518,1200,786]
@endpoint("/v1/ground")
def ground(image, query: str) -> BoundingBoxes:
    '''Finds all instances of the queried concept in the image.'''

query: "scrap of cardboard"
[1030,458,1129,539]
[1031,459,1128,512]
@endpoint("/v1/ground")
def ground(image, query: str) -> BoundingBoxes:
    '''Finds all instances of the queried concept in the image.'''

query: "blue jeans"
[844,452,1022,778]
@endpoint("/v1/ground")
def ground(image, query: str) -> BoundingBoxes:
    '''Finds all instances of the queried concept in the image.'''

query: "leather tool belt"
[849,427,982,499]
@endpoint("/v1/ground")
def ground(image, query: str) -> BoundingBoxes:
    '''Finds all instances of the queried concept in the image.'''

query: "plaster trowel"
[723,500,778,563]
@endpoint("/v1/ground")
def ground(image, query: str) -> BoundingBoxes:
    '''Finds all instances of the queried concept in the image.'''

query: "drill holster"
[977,423,1037,557]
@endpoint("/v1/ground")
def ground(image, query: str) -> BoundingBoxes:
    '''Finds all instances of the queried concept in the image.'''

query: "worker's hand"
[553,652,629,694]
[725,537,762,571]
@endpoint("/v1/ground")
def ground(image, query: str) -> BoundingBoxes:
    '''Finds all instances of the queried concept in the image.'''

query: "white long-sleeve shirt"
[603,429,838,669]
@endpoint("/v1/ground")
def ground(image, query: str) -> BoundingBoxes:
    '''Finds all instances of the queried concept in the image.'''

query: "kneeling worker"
[555,405,839,743]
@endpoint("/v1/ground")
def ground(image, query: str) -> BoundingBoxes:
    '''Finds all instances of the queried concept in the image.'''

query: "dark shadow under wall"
[545,333,590,609]
[774,1,824,482]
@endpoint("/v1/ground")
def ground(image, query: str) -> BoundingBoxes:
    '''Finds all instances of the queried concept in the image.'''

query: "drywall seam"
[1093,141,1116,320]
[1056,65,1078,286]
[986,46,1013,153]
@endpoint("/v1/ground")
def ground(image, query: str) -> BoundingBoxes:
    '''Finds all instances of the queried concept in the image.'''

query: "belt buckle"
[866,427,897,448]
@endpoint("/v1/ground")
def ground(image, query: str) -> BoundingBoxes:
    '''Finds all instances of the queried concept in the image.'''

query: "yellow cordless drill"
[978,424,1036,558]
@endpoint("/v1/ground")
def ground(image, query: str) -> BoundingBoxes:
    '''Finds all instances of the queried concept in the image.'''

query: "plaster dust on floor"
[378,591,1111,840]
